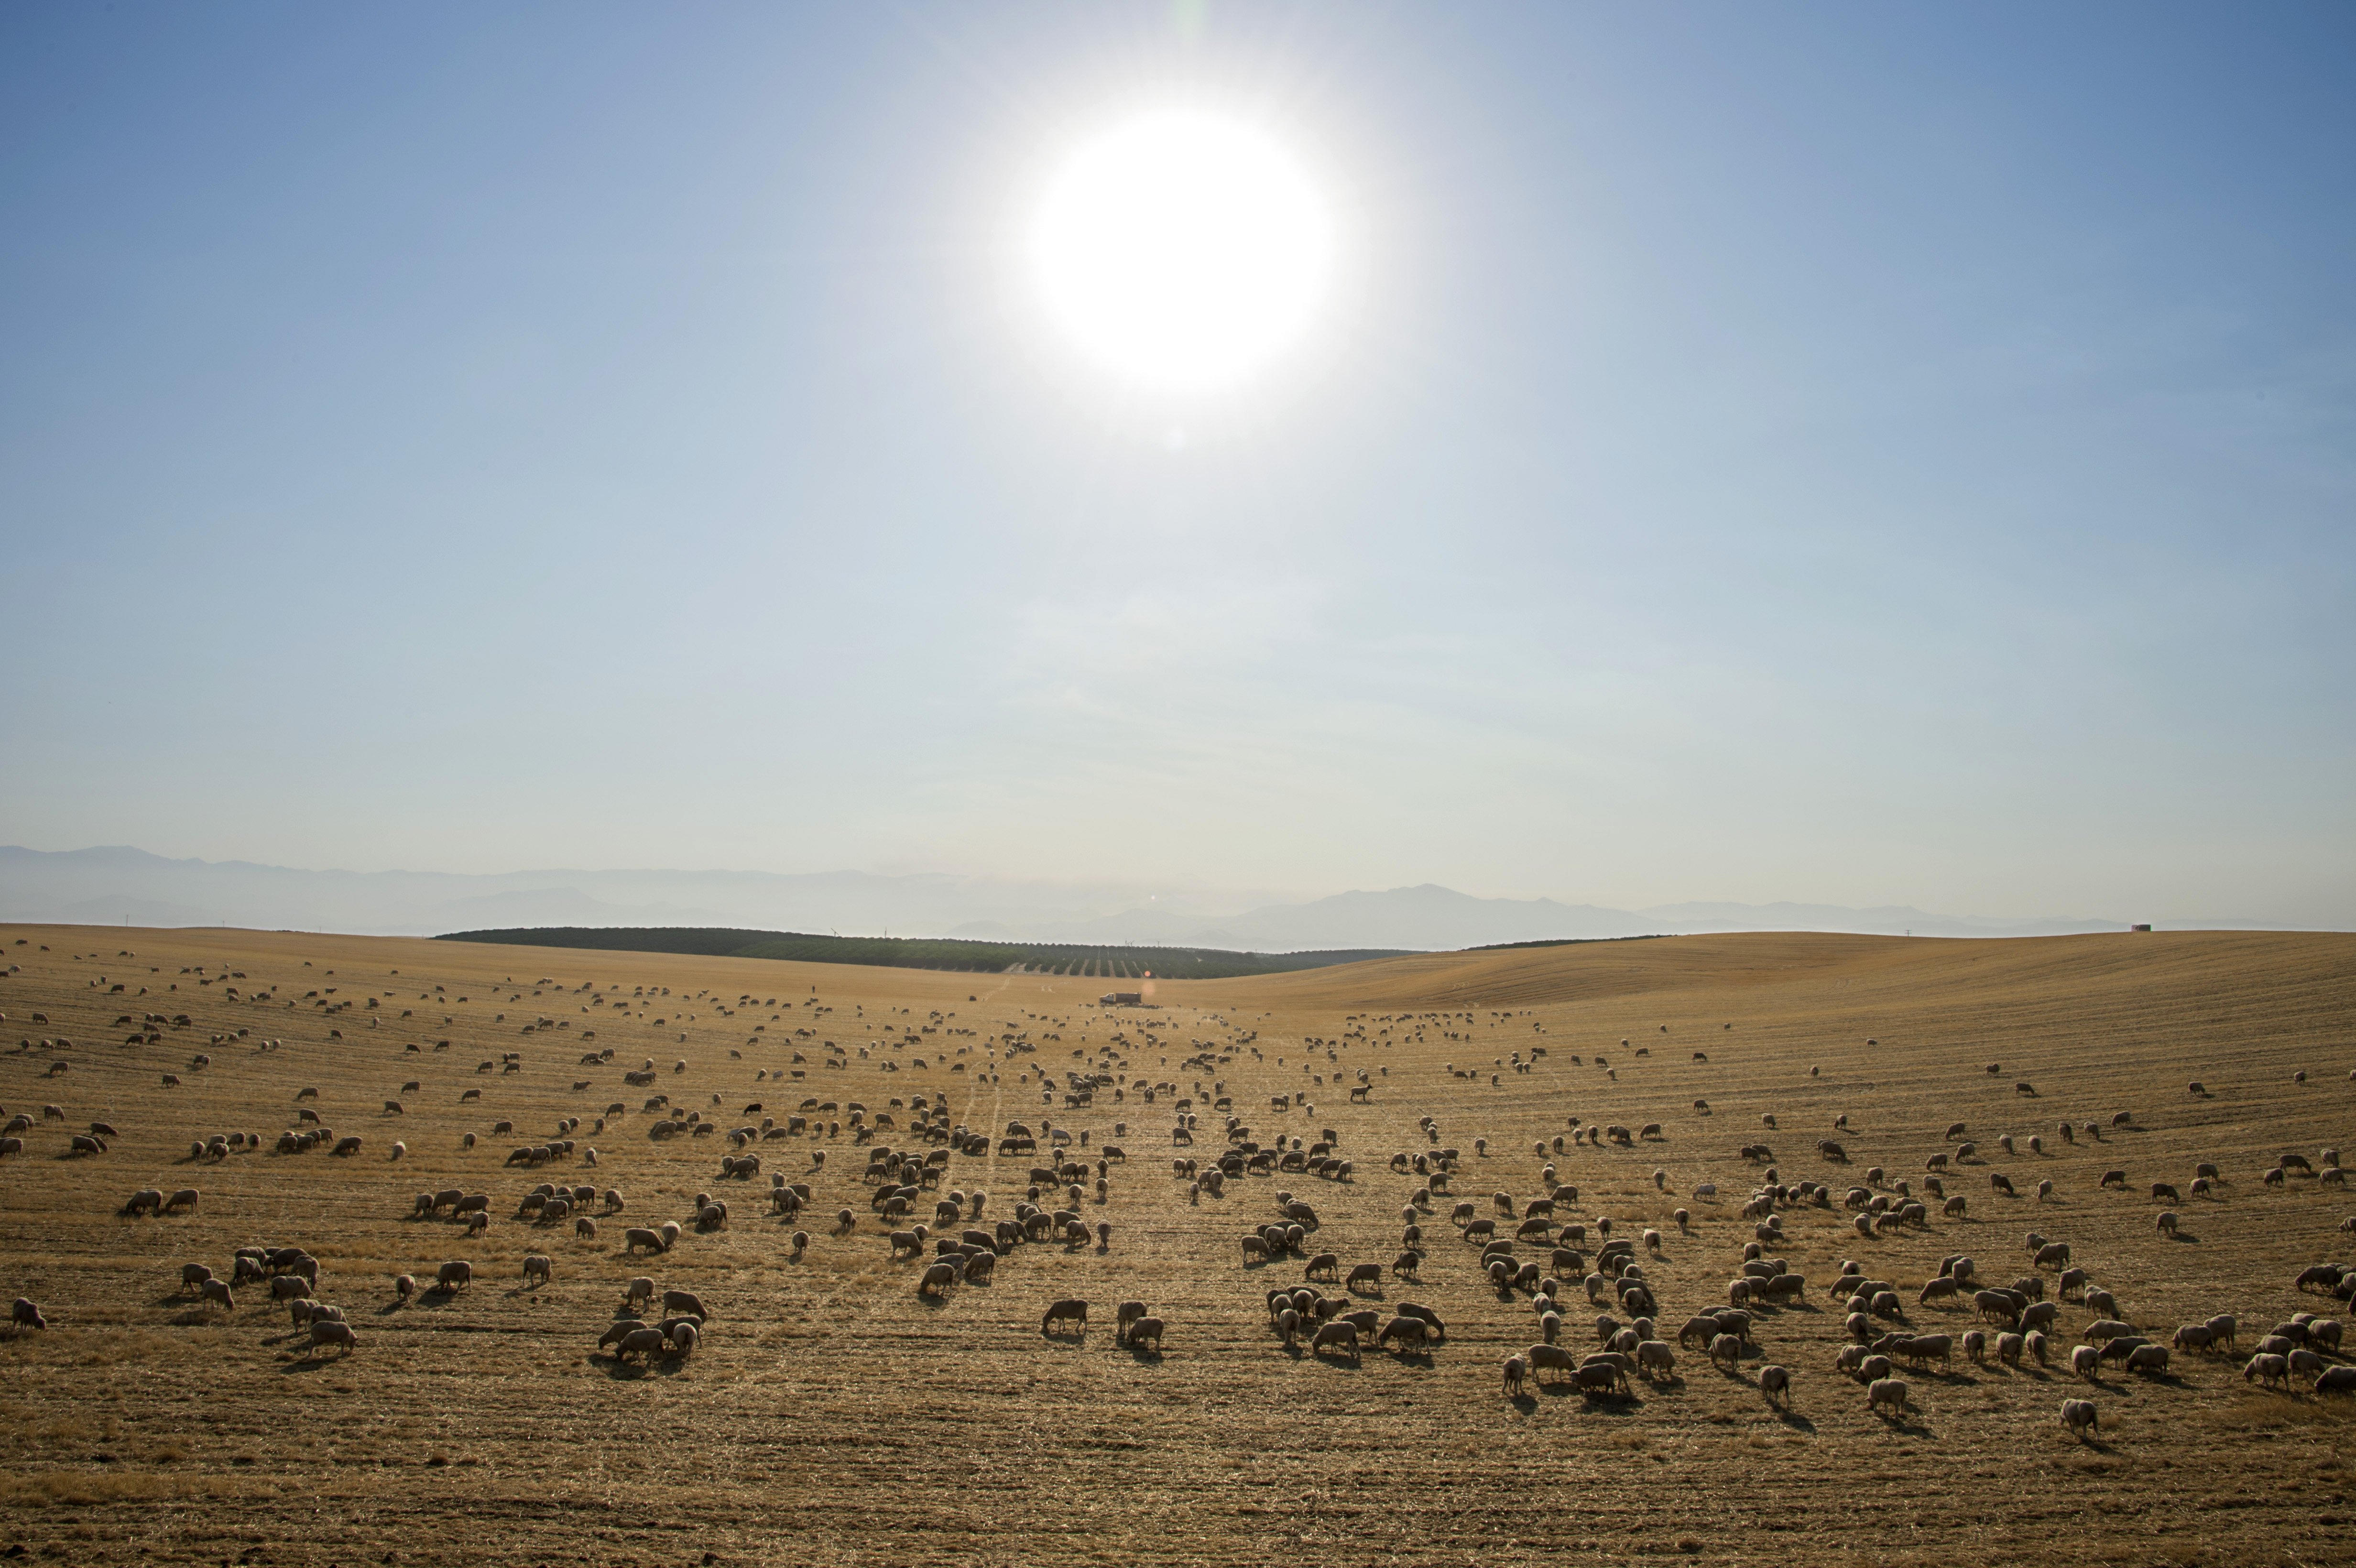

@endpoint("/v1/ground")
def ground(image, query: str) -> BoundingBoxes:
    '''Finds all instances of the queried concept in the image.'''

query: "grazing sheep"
[1042,1297,1089,1334]
[1573,1361,1629,1396]
[2316,1366,2356,1395]
[1127,1316,1166,1351]
[1521,1342,1574,1385]
[2244,1352,2291,1389]
[2061,1397,2098,1438]
[1503,1354,1528,1395]
[393,1275,414,1300]
[2071,1345,2101,1379]
[1866,1377,1909,1416]
[523,1254,552,1285]
[1758,1363,1790,1407]
[614,1327,668,1364]
[436,1260,473,1292]
[918,1262,958,1298]
[307,1320,357,1357]
[2126,1344,2170,1375]
[1310,1322,1360,1361]
[180,1263,214,1290]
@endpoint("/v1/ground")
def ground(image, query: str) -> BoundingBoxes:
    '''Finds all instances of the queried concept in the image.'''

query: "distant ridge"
[434,925,1413,981]
[7,844,2263,947]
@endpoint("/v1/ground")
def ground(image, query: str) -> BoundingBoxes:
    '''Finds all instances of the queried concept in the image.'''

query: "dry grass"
[1,922,2353,1565]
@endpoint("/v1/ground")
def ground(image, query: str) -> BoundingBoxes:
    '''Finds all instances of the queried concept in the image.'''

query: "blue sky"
[2,3,2350,925]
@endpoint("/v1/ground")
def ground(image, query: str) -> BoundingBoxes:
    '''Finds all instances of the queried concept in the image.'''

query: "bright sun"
[1030,109,1333,396]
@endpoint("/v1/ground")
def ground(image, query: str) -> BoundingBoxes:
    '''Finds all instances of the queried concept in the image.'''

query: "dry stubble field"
[2,923,2354,1568]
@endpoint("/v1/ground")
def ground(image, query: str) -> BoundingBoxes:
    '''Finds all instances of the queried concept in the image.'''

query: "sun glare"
[1030,109,1333,396]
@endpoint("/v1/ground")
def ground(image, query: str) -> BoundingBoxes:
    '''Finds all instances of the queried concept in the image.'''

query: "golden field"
[1,922,2353,1567]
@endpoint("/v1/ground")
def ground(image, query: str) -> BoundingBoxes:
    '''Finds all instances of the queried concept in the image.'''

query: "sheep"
[1310,1322,1360,1361]
[1866,1377,1909,1415]
[2071,1345,2100,1379]
[436,1260,473,1291]
[2316,1366,2356,1395]
[1637,1339,1677,1379]
[1395,1301,1446,1341]
[1573,1361,1629,1396]
[180,1262,214,1290]
[2126,1344,2169,1375]
[1709,1332,1743,1371]
[1042,1297,1089,1334]
[2244,1352,2291,1389]
[523,1254,552,1285]
[1758,1363,1790,1407]
[1503,1354,1528,1395]
[2061,1397,2098,1438]
[393,1275,414,1300]
[918,1262,958,1298]
[307,1320,357,1357]
[613,1326,669,1364]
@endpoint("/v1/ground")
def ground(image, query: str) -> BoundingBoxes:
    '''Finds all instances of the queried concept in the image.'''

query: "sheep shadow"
[2163,1230,2202,1244]
[1382,1348,1435,1369]
[1508,1393,1539,1414]
[1871,1409,1933,1436]
[1769,1405,1816,1433]
[1123,1341,1165,1365]
[592,1353,659,1380]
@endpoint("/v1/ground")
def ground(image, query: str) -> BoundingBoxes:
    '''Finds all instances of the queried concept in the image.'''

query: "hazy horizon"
[4,5,2351,927]
[4,842,2325,950]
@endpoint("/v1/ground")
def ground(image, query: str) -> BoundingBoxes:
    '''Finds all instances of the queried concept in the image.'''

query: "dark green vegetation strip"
[1465,934,1671,951]
[432,926,1416,980]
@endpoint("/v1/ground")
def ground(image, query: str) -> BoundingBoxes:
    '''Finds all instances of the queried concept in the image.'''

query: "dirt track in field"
[2,923,2353,1567]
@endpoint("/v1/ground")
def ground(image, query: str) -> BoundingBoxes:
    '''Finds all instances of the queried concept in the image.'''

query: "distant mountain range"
[0,844,2281,951]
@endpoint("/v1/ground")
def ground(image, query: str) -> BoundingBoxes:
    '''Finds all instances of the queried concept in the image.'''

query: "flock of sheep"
[5,936,2355,1465]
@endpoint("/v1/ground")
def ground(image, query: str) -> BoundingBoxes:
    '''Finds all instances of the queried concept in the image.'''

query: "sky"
[1,3,2351,927]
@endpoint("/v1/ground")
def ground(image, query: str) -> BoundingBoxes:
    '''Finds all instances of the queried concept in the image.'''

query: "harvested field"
[2,922,2353,1567]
